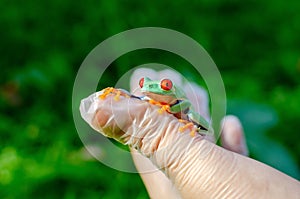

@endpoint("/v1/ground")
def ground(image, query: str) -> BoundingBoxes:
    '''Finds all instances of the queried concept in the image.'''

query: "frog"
[139,77,211,136]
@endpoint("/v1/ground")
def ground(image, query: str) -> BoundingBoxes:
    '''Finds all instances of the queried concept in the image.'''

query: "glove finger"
[221,115,249,156]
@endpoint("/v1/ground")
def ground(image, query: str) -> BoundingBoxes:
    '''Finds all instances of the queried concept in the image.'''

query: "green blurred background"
[1,0,299,198]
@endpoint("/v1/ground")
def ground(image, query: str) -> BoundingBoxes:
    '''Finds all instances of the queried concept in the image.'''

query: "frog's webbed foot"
[99,87,130,101]
[178,119,197,137]
[99,87,114,100]
[157,105,170,114]
[147,99,170,114]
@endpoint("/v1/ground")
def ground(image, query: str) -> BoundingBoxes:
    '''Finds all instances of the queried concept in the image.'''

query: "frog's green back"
[173,84,187,100]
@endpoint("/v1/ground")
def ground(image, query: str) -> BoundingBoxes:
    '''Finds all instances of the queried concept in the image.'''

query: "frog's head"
[139,77,177,104]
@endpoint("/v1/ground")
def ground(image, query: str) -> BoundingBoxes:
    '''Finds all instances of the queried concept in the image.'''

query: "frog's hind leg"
[187,111,210,131]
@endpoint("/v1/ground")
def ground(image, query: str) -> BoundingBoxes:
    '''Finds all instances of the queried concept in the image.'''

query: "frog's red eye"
[160,79,173,90]
[139,78,144,88]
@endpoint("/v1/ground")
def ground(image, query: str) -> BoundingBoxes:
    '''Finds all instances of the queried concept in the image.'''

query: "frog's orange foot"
[158,109,163,114]
[178,122,197,137]
[179,122,194,132]
[99,87,130,101]
[158,105,170,114]
[99,87,115,100]
[189,129,196,137]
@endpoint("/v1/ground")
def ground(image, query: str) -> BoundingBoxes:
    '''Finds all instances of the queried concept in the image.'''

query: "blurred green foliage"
[0,0,299,198]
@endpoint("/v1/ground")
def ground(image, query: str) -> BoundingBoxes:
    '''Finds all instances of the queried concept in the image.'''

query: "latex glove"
[129,69,250,198]
[80,69,300,199]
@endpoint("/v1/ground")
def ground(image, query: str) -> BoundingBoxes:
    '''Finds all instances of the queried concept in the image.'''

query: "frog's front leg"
[156,100,191,115]
[171,100,197,137]
[169,100,191,114]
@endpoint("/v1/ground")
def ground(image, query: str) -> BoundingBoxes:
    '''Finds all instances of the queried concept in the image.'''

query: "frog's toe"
[179,122,194,132]
[189,129,196,137]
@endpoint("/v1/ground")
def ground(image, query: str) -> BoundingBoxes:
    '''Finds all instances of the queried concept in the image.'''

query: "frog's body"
[139,77,210,133]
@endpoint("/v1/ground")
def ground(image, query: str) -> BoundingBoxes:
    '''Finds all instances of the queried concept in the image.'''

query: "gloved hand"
[80,68,300,199]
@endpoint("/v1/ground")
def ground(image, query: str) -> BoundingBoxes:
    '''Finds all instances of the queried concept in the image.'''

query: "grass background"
[0,0,299,198]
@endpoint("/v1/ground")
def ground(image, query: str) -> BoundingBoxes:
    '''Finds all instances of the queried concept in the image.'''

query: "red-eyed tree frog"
[139,77,210,136]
